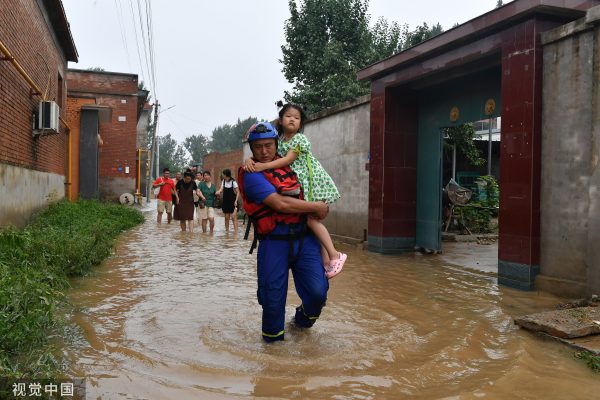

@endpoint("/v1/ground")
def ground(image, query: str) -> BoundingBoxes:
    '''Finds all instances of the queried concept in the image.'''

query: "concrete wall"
[539,6,600,297]
[303,95,370,242]
[0,164,64,227]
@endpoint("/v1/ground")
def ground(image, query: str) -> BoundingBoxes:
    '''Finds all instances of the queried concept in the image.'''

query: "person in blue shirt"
[239,122,329,342]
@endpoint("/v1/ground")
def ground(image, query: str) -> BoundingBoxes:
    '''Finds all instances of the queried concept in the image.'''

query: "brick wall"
[0,0,70,175]
[67,70,141,200]
[202,149,243,185]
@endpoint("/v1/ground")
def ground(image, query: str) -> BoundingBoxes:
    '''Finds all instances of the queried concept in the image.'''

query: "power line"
[145,0,158,99]
[136,0,153,93]
[114,0,132,71]
[128,0,148,86]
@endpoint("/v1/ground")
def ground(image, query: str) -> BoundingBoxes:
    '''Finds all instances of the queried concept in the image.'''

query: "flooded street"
[62,211,600,399]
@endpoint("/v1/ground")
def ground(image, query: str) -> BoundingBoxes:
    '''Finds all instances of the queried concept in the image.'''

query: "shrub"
[0,200,143,378]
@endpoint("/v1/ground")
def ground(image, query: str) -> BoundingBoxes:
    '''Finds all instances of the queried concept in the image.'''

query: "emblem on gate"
[485,98,496,116]
[449,106,460,122]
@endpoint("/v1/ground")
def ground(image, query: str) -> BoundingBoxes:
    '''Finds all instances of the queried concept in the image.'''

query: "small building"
[0,0,78,227]
[66,69,148,201]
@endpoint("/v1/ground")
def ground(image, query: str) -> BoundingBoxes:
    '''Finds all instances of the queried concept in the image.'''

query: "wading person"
[173,171,198,232]
[198,171,216,233]
[171,170,183,220]
[238,122,329,342]
[216,169,240,233]
[194,172,204,224]
[244,104,346,279]
[152,168,176,224]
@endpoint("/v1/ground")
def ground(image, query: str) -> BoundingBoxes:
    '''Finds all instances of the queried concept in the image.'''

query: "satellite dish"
[119,193,135,205]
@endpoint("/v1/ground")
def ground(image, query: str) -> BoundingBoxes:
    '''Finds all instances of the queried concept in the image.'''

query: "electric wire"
[136,0,153,94]
[128,0,148,87]
[145,0,158,99]
[114,0,133,71]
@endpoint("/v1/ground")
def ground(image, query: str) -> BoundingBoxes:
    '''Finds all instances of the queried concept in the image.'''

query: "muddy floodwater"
[62,212,600,399]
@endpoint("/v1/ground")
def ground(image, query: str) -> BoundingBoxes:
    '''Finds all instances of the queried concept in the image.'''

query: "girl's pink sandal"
[325,253,347,279]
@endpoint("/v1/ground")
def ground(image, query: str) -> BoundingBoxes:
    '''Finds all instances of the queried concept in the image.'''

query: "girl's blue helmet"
[247,122,278,142]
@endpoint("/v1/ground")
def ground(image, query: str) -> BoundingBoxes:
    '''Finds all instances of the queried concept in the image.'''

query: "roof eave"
[43,0,79,62]
[357,0,596,82]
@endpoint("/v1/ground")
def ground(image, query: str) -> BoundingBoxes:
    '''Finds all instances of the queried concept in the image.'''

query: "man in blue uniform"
[239,122,329,342]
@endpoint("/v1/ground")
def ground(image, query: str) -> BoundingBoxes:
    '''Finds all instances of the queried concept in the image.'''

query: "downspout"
[0,39,44,100]
[60,116,73,201]
[0,39,73,201]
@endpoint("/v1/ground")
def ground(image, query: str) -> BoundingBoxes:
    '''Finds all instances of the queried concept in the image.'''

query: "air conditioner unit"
[37,101,60,132]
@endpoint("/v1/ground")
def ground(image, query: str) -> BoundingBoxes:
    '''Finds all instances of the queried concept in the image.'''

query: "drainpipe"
[0,39,44,100]
[60,116,72,201]
[135,149,142,203]
[0,39,73,200]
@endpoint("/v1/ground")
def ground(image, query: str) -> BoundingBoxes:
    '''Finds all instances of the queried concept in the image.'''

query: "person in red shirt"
[152,168,178,224]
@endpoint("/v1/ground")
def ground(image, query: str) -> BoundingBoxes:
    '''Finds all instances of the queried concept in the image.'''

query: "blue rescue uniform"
[243,172,329,342]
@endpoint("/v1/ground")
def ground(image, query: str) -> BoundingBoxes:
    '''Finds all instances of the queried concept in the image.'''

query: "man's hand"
[312,201,329,220]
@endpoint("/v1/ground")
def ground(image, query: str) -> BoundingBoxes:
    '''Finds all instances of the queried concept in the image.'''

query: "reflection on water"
[62,213,600,399]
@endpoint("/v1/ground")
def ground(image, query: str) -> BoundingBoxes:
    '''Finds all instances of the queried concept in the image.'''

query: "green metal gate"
[415,68,501,251]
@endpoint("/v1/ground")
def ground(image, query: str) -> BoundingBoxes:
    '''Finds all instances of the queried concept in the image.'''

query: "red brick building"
[0,0,78,227]
[202,149,243,184]
[66,69,148,201]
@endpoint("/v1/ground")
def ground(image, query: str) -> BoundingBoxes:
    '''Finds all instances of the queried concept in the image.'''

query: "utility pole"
[146,101,160,200]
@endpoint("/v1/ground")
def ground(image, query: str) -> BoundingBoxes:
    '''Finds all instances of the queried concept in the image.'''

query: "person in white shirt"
[216,168,240,233]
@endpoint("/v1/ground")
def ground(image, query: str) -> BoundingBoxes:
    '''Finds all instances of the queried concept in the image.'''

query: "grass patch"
[575,350,600,373]
[0,200,144,379]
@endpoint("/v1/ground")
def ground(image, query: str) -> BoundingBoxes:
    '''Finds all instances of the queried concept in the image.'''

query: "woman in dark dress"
[174,171,200,232]
[216,169,239,233]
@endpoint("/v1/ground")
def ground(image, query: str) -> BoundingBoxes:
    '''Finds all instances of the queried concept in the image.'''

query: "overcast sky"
[62,0,505,145]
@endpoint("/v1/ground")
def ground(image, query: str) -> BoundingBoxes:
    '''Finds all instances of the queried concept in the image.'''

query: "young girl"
[244,103,346,279]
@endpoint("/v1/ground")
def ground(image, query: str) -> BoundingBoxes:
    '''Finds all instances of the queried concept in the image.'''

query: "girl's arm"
[253,149,298,172]
[233,187,239,208]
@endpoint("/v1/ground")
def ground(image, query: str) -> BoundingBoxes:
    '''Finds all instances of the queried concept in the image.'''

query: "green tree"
[209,117,258,153]
[281,0,376,113]
[158,134,188,173]
[184,134,211,165]
[281,0,443,113]
[442,123,484,166]
[402,22,443,50]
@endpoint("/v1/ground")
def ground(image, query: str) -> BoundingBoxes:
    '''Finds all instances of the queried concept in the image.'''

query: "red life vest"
[238,162,304,236]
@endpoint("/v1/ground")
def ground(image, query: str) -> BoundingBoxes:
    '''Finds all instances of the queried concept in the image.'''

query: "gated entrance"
[358,0,599,290]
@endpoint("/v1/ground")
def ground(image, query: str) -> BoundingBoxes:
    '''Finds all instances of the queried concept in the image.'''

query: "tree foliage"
[443,123,485,166]
[281,0,443,113]
[402,22,443,50]
[209,116,258,153]
[184,134,211,165]
[158,134,188,173]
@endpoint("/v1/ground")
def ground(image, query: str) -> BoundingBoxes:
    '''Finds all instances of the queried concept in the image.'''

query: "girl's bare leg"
[224,213,230,231]
[307,217,339,261]
[233,210,239,233]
